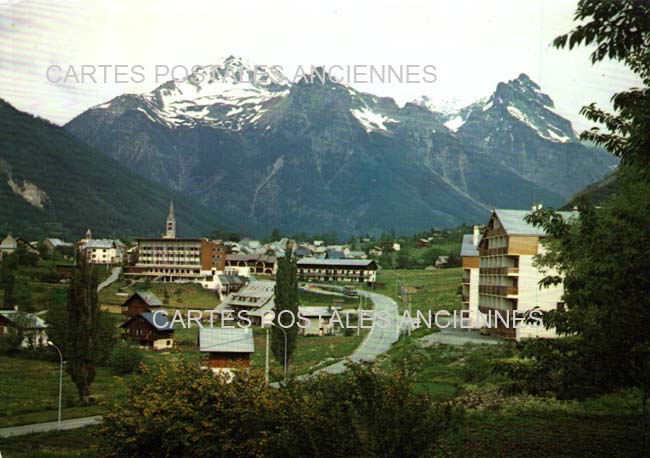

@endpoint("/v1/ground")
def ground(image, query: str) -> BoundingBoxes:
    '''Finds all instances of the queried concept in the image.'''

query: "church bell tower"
[163,201,176,239]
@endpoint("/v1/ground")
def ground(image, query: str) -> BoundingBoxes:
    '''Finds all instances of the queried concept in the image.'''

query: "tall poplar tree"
[272,248,299,373]
[65,252,100,404]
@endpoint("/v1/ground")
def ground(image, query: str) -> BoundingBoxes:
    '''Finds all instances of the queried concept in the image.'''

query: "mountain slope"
[0,98,225,240]
[65,59,609,236]
[446,74,618,197]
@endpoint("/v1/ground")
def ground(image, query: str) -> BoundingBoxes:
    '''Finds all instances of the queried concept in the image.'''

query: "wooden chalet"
[120,311,174,350]
[199,327,254,376]
[121,291,165,316]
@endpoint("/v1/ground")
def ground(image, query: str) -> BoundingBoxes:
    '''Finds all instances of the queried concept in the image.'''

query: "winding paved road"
[311,290,400,375]
[97,266,121,293]
[0,416,101,438]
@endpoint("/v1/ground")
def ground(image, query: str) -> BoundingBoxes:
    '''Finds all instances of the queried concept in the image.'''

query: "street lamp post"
[47,341,63,431]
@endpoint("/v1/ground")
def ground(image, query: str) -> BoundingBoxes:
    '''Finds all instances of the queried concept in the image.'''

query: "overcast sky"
[0,0,640,131]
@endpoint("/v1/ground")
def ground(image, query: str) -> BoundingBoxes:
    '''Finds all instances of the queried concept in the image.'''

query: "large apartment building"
[476,208,574,340]
[124,202,226,290]
[460,226,482,329]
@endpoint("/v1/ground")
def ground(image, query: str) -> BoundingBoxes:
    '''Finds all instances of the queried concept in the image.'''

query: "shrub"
[97,359,459,458]
[109,344,144,375]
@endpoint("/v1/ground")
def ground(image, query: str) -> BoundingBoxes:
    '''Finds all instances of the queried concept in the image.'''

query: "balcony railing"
[479,285,518,297]
[479,247,508,256]
[480,267,519,275]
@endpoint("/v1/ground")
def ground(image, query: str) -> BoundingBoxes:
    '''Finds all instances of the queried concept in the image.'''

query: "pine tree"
[272,248,299,374]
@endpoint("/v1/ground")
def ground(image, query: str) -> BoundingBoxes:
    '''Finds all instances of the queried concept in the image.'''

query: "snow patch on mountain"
[444,115,465,132]
[351,108,398,132]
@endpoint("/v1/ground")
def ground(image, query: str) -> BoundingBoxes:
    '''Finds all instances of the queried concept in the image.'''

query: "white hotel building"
[474,209,575,340]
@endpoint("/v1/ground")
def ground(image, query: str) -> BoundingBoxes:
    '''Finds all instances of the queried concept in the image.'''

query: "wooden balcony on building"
[480,267,519,276]
[479,285,519,297]
[479,247,508,256]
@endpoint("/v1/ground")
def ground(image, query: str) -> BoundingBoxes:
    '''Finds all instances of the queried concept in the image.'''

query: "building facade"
[120,312,174,350]
[123,202,226,289]
[79,239,125,265]
[129,238,226,288]
[477,209,573,340]
[460,226,482,329]
[225,254,277,276]
[296,258,378,285]
[0,234,17,261]
[120,291,165,317]
[199,327,254,378]
[0,310,49,348]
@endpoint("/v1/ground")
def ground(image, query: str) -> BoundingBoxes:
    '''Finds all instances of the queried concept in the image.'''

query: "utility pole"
[357,286,362,337]
[265,327,270,385]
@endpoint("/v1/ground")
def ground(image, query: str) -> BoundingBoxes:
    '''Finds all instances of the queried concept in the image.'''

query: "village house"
[460,226,482,329]
[345,250,368,259]
[298,306,335,336]
[42,238,73,255]
[416,238,432,248]
[120,291,166,316]
[477,208,574,340]
[0,233,17,261]
[368,246,383,257]
[78,229,125,265]
[120,311,174,350]
[435,255,449,268]
[297,258,379,285]
[123,202,226,289]
[294,247,313,258]
[0,309,49,348]
[218,274,248,295]
[199,327,254,378]
[216,280,275,325]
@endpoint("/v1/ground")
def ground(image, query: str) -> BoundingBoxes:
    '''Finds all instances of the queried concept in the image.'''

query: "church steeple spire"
[163,201,176,239]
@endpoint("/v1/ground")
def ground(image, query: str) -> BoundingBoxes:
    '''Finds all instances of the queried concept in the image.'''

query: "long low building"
[225,254,277,276]
[296,258,379,285]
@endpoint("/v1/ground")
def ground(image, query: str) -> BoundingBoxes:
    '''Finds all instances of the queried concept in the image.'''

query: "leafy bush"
[97,359,459,458]
[109,344,144,375]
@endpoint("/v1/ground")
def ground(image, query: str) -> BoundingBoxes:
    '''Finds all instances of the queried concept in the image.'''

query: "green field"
[0,427,98,458]
[374,268,463,314]
[99,280,219,312]
[0,311,366,427]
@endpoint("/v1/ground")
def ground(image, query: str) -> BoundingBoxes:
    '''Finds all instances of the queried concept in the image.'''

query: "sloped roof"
[133,290,164,307]
[346,251,366,258]
[45,238,73,247]
[120,311,174,331]
[298,306,333,317]
[82,239,116,249]
[297,258,378,268]
[227,254,277,263]
[461,234,481,257]
[199,327,254,353]
[0,234,17,250]
[495,209,577,236]
[0,310,47,329]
